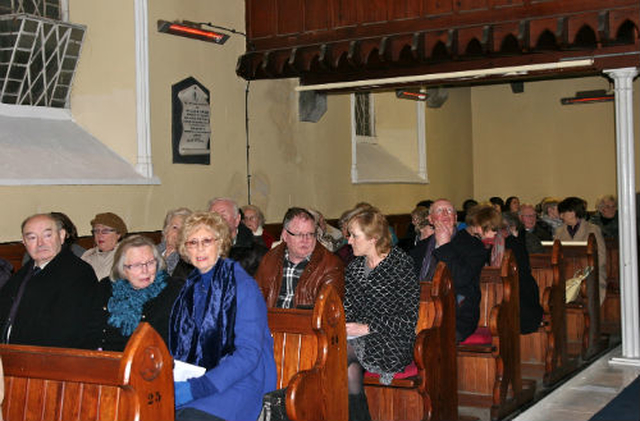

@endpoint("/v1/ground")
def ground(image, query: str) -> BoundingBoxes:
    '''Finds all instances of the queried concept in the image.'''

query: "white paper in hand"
[173,359,206,382]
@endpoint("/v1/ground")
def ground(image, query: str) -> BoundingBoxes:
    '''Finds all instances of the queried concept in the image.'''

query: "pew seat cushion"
[365,361,418,380]
[459,326,492,345]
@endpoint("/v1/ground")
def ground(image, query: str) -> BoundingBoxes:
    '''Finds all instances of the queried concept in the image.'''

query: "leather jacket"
[254,242,344,308]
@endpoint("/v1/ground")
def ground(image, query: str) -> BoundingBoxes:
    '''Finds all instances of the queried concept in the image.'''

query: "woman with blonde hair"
[344,207,419,421]
[170,211,276,421]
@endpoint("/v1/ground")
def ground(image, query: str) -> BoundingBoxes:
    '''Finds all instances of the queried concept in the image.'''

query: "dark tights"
[347,343,365,395]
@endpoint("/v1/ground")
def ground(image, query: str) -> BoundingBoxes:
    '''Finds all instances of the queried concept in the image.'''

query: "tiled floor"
[512,345,640,421]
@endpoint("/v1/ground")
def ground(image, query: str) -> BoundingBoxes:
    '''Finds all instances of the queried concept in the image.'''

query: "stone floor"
[457,345,640,421]
[512,345,640,421]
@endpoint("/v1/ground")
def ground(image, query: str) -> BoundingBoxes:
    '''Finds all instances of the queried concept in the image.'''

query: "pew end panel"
[268,284,348,421]
[548,235,606,361]
[601,238,620,338]
[364,262,459,421]
[1,322,174,421]
[457,251,535,421]
[526,241,577,387]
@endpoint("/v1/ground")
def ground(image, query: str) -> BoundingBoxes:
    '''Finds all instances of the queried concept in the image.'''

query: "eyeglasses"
[432,208,456,216]
[92,228,116,235]
[285,229,316,241]
[185,237,217,249]
[124,258,157,272]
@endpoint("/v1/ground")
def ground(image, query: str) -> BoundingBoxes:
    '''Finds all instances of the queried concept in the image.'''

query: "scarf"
[567,221,582,238]
[169,258,237,370]
[107,271,169,336]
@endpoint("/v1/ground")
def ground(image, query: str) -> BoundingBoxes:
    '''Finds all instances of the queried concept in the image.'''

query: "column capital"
[604,67,639,80]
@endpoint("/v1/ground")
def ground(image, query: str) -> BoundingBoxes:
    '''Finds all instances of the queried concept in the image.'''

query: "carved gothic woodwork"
[237,0,639,87]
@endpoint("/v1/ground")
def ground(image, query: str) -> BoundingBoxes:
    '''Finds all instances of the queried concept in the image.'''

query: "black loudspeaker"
[298,90,327,123]
[510,81,524,94]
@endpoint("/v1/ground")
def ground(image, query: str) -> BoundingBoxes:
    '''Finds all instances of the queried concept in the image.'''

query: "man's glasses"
[92,228,116,235]
[432,208,456,216]
[185,237,217,249]
[124,258,157,272]
[285,229,316,241]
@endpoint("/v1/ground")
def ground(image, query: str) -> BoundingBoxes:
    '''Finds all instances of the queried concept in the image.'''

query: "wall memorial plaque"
[172,77,211,164]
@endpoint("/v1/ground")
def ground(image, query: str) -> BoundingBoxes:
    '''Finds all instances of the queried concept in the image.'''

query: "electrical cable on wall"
[196,22,252,204]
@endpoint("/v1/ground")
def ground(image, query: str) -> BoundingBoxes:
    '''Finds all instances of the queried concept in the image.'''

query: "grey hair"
[21,213,63,234]
[162,207,192,240]
[595,194,616,211]
[207,197,239,218]
[240,204,265,226]
[110,235,166,282]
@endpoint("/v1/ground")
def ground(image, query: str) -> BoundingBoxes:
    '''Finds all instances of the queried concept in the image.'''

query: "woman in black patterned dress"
[344,207,420,421]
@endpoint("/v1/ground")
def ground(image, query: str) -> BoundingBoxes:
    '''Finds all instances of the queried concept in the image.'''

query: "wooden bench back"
[457,250,532,420]
[267,284,347,421]
[420,262,458,421]
[1,323,174,421]
[543,234,602,360]
[527,241,576,385]
[0,242,24,274]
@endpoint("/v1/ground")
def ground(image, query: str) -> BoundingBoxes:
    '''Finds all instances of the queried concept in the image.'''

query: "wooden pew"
[0,242,23,274]
[543,235,607,361]
[267,284,348,421]
[525,241,577,387]
[601,237,620,337]
[364,262,458,421]
[457,250,535,421]
[1,322,174,421]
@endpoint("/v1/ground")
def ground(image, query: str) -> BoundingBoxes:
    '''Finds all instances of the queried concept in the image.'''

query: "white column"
[604,67,640,365]
[134,0,153,178]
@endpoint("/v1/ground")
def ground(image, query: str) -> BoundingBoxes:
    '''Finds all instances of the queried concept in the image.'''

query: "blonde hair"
[178,211,231,259]
[347,207,392,255]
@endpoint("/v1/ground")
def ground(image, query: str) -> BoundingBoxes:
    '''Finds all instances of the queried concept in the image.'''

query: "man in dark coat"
[434,205,499,342]
[208,197,268,275]
[410,198,457,282]
[0,213,99,349]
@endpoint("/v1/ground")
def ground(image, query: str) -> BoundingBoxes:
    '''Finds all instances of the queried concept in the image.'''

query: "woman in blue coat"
[170,211,276,421]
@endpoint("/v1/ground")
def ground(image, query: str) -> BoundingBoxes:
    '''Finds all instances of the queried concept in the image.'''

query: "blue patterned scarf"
[107,271,169,336]
[169,258,237,370]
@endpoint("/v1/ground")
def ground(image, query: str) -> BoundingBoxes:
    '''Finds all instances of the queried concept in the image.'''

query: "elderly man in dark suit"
[0,213,99,349]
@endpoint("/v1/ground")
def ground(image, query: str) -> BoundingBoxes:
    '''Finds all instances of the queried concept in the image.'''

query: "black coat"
[97,276,185,352]
[505,235,544,334]
[434,229,489,341]
[0,248,99,349]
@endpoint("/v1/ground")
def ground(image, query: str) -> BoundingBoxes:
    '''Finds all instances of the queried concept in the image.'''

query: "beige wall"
[0,1,636,242]
[471,77,639,209]
[0,0,469,241]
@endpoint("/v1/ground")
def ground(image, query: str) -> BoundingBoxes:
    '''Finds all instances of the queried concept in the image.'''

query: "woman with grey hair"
[158,207,194,279]
[241,204,275,248]
[97,235,184,351]
[590,194,618,238]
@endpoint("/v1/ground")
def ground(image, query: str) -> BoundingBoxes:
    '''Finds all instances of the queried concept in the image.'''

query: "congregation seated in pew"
[409,198,457,283]
[158,207,195,281]
[434,204,499,342]
[81,212,128,280]
[489,212,544,334]
[97,235,184,351]
[255,207,344,308]
[554,197,607,305]
[170,211,276,421]
[0,213,100,349]
[344,207,420,421]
